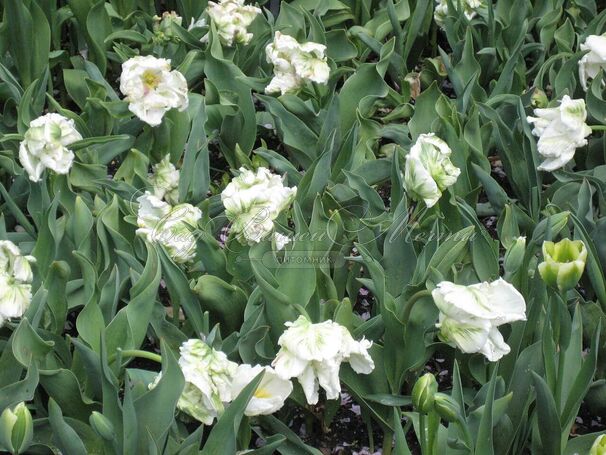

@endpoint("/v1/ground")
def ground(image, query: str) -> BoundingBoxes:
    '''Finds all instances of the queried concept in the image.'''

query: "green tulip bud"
[531,88,548,108]
[412,373,438,413]
[504,236,526,275]
[538,239,587,291]
[433,393,462,423]
[89,411,115,441]
[591,434,606,455]
[0,403,33,454]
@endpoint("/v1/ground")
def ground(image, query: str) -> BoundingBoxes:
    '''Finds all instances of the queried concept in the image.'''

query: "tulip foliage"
[2,0,606,454]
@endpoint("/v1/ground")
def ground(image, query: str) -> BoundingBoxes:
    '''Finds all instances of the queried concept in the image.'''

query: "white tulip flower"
[207,0,261,47]
[0,275,32,322]
[221,167,296,244]
[136,192,201,263]
[150,155,180,204]
[434,0,483,27]
[404,133,460,208]
[265,32,330,95]
[230,364,293,416]
[19,113,82,182]
[527,96,592,171]
[579,34,606,91]
[0,241,35,326]
[272,316,374,405]
[176,339,238,425]
[0,241,35,283]
[119,56,189,127]
[432,278,526,361]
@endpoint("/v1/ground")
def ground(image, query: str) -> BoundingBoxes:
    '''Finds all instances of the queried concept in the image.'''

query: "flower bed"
[0,0,606,453]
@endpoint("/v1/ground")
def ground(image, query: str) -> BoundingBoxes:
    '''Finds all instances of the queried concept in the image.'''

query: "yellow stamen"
[142,70,161,89]
[254,388,271,399]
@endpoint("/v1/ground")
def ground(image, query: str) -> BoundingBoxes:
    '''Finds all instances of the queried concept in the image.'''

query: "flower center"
[254,387,271,399]
[142,70,161,90]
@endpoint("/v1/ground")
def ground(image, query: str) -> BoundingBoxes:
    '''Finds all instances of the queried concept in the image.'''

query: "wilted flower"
[153,11,183,42]
[412,373,438,413]
[150,155,180,204]
[0,402,33,454]
[403,133,460,208]
[273,232,291,251]
[207,0,261,47]
[0,241,35,326]
[119,56,189,127]
[221,167,296,244]
[19,113,82,182]
[265,32,330,95]
[526,96,591,171]
[434,0,483,27]
[538,238,587,292]
[579,34,606,91]
[591,434,606,455]
[272,315,374,405]
[432,278,526,361]
[230,364,293,416]
[136,192,201,263]
[175,339,238,425]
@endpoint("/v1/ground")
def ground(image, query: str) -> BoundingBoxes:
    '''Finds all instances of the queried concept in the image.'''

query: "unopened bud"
[412,373,438,413]
[433,392,462,423]
[591,434,606,455]
[89,411,116,441]
[0,403,33,454]
[531,88,548,108]
[504,236,526,274]
[538,238,587,291]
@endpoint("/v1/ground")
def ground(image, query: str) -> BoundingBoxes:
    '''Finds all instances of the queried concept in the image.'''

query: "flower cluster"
[119,56,189,127]
[0,241,35,327]
[579,33,606,91]
[404,133,460,208]
[272,315,375,404]
[221,167,297,244]
[149,155,180,205]
[432,278,526,361]
[207,0,261,47]
[526,95,591,171]
[136,192,201,263]
[434,0,483,27]
[265,32,330,95]
[19,113,82,182]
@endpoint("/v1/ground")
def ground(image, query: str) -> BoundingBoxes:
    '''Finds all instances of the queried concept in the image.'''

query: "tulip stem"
[590,125,606,131]
[293,303,310,320]
[383,429,393,455]
[403,290,432,322]
[419,413,428,453]
[109,349,163,364]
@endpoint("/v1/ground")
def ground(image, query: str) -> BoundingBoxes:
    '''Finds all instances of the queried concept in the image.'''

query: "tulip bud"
[412,373,438,413]
[538,239,587,292]
[0,403,33,454]
[591,434,606,455]
[89,411,115,441]
[433,392,462,423]
[503,236,526,275]
[531,88,548,108]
